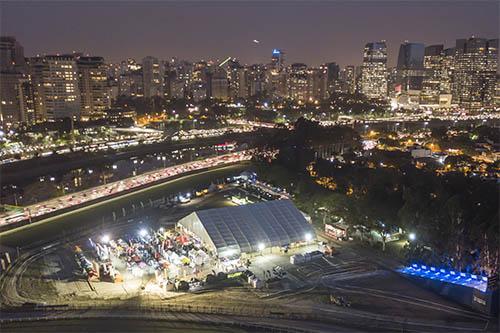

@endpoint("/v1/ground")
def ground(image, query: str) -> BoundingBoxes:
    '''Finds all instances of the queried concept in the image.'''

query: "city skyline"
[1,1,498,67]
[0,2,499,332]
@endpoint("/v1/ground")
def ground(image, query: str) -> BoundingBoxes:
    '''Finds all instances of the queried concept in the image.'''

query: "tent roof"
[185,200,315,254]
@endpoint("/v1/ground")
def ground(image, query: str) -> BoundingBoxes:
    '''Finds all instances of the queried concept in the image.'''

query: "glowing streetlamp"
[257,242,265,251]
[408,232,416,242]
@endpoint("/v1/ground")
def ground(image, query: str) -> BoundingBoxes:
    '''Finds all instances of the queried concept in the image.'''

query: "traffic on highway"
[0,150,254,228]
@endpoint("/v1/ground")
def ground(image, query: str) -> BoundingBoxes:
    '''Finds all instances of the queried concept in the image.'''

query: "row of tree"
[256,118,499,275]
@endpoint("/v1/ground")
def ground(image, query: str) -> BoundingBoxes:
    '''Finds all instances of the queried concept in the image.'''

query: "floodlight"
[101,234,110,243]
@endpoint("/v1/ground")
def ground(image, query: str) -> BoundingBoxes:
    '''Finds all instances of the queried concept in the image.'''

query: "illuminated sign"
[272,49,281,55]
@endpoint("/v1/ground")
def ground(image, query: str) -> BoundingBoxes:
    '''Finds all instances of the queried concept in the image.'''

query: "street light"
[408,232,416,241]
[304,232,312,242]
[257,242,265,251]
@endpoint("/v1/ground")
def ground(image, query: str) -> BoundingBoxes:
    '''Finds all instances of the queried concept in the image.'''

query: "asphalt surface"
[0,163,251,248]
[0,318,253,333]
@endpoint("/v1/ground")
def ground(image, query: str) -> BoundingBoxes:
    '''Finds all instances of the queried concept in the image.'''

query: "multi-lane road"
[0,151,253,230]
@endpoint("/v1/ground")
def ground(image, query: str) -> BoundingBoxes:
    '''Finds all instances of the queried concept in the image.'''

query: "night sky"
[1,1,498,67]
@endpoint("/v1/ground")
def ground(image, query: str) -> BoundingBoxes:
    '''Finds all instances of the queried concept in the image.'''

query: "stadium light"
[101,234,110,244]
[257,242,265,251]
[139,229,148,237]
[305,232,312,242]
[408,232,416,241]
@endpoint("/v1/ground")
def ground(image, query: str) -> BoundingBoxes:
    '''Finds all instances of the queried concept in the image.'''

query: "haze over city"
[1,1,498,66]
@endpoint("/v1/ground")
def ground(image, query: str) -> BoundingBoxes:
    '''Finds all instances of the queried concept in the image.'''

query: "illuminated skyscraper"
[421,45,444,106]
[420,45,453,108]
[226,59,248,99]
[0,36,27,128]
[142,56,163,98]
[210,68,229,101]
[118,59,143,97]
[339,65,356,94]
[247,64,267,97]
[268,49,286,98]
[453,37,498,110]
[288,63,308,102]
[325,62,340,94]
[29,55,81,120]
[306,66,328,101]
[271,49,285,71]
[77,56,110,120]
[360,41,387,99]
[397,42,425,91]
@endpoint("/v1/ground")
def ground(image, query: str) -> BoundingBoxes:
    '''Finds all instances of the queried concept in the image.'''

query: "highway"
[0,163,251,248]
[0,151,253,229]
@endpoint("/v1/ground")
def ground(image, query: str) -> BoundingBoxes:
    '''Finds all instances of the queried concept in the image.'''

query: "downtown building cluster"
[0,37,111,128]
[360,38,499,111]
[108,50,345,104]
[0,36,498,129]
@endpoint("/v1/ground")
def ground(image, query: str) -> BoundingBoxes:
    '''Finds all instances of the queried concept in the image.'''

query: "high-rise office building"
[29,55,81,121]
[307,67,328,101]
[440,48,455,96]
[0,71,23,128]
[360,41,388,99]
[325,62,340,94]
[421,45,444,105]
[119,59,144,98]
[397,42,425,91]
[339,65,356,94]
[226,60,247,99]
[268,49,287,98]
[288,63,309,102]
[18,78,36,124]
[142,56,163,98]
[77,56,110,120]
[247,64,267,97]
[420,44,453,108]
[210,68,229,101]
[270,49,285,72]
[453,37,498,110]
[0,36,26,72]
[0,37,28,128]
